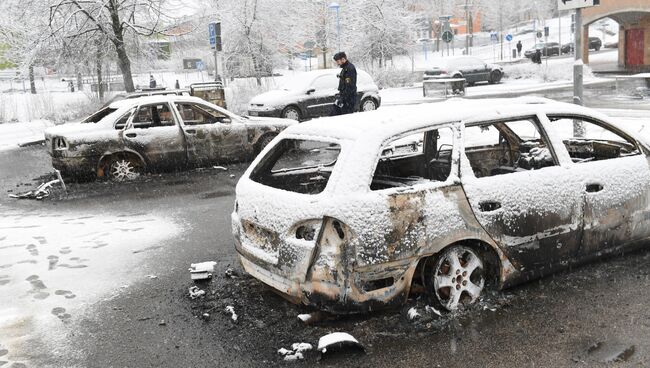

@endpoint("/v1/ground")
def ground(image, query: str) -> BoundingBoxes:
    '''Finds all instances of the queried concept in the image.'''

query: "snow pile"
[504,62,594,83]
[0,91,98,124]
[277,342,313,361]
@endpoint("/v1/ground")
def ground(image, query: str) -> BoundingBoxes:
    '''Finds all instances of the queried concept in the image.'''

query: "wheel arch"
[97,150,147,177]
[253,131,278,154]
[411,237,512,294]
[282,104,304,121]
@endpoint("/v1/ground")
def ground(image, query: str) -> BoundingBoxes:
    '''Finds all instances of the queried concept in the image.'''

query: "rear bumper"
[231,211,414,313]
[51,156,98,177]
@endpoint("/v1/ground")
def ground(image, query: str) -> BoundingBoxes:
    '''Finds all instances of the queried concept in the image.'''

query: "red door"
[625,29,644,66]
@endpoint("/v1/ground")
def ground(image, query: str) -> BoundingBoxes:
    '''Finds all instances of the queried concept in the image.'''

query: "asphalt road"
[1,94,650,367]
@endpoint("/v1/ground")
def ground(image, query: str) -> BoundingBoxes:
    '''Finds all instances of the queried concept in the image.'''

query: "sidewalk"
[380,78,616,106]
[0,120,54,151]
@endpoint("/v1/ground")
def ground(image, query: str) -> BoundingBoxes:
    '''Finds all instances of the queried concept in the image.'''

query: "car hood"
[250,89,300,108]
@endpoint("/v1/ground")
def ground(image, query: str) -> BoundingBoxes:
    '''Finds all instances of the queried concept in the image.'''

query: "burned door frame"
[460,114,584,275]
[542,113,650,258]
[171,101,249,166]
[122,102,187,171]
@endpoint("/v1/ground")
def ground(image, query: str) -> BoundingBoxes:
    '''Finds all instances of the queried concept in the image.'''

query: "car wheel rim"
[284,109,300,120]
[433,247,484,311]
[110,159,139,181]
[362,100,376,111]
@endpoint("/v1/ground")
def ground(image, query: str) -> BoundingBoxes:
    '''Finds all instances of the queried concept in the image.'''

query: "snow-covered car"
[232,97,650,313]
[45,95,296,180]
[524,42,561,58]
[247,69,381,121]
[561,37,603,54]
[423,56,503,85]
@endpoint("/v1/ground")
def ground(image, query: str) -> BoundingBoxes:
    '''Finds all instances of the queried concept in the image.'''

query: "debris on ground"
[229,174,236,178]
[407,307,420,320]
[158,320,166,326]
[317,332,364,355]
[9,171,66,200]
[189,261,217,280]
[213,166,228,171]
[425,305,442,317]
[297,313,312,323]
[145,275,158,279]
[578,341,636,363]
[188,286,206,300]
[224,267,238,278]
[225,305,238,322]
[277,343,312,361]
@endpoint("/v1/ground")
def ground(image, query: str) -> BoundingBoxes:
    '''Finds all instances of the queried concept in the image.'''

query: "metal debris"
[407,307,420,320]
[189,261,217,281]
[317,332,364,354]
[224,267,238,278]
[213,166,228,171]
[225,305,238,322]
[188,286,205,299]
[9,170,66,200]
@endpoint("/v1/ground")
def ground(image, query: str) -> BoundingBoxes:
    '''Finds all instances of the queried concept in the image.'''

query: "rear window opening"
[250,139,340,194]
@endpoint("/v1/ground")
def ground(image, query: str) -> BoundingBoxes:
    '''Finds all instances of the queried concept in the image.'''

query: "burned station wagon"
[232,97,650,313]
[45,95,296,180]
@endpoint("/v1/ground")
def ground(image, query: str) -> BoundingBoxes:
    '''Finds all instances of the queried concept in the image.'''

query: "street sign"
[505,34,513,42]
[490,32,498,43]
[208,22,222,51]
[537,31,543,39]
[196,61,205,70]
[442,30,454,43]
[557,0,599,11]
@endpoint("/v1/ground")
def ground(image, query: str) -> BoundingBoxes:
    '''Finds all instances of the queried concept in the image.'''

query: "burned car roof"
[284,97,603,142]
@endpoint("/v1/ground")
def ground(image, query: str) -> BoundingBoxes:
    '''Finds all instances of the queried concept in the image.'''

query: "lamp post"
[329,2,341,52]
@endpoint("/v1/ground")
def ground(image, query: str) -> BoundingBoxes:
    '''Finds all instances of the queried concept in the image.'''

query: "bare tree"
[47,0,173,92]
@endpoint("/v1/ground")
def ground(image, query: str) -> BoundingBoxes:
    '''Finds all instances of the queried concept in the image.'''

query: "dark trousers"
[330,95,357,116]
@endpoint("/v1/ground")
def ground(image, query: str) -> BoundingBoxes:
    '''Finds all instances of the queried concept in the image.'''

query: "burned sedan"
[232,97,650,313]
[45,95,296,180]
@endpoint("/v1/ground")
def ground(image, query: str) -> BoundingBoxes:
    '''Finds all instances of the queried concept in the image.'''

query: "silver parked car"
[45,95,296,180]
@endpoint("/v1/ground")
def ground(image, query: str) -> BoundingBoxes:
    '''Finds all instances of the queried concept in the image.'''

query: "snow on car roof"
[107,95,208,109]
[284,97,598,142]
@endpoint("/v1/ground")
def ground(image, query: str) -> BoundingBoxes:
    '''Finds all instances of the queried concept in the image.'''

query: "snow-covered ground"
[0,205,181,365]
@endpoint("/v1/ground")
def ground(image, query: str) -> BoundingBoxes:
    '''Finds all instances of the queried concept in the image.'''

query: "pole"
[465,0,469,55]
[336,7,340,52]
[213,50,219,82]
[559,10,562,54]
[499,0,503,60]
[573,8,585,136]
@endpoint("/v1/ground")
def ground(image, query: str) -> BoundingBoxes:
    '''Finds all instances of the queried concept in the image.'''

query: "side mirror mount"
[306,88,315,95]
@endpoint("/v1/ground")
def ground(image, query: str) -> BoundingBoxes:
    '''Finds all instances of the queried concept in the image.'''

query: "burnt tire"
[282,106,301,121]
[255,134,277,154]
[424,245,485,311]
[107,156,143,182]
[489,70,502,84]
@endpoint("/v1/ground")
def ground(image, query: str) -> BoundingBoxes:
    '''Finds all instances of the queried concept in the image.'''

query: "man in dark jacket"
[532,49,542,64]
[330,52,357,116]
[149,75,157,88]
[516,41,523,57]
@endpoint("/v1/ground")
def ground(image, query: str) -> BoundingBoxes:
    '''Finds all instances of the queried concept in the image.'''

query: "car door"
[304,75,339,118]
[172,102,249,166]
[543,114,650,256]
[460,116,584,273]
[122,102,187,171]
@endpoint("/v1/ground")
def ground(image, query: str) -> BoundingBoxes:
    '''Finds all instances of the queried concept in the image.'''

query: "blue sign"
[505,34,513,42]
[208,22,219,49]
[196,61,205,70]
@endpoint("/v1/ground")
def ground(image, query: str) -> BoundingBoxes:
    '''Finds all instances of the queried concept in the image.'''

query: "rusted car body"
[231,97,650,313]
[45,95,296,180]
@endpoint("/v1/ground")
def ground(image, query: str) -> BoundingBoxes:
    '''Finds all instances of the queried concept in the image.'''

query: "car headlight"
[53,137,68,150]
